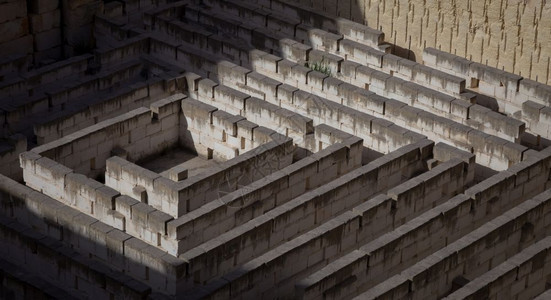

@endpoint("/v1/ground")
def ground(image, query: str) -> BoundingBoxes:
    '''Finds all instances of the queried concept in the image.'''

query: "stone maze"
[1,0,551,299]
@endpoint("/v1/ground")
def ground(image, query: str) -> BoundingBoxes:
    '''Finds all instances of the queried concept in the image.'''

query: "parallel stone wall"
[300,148,551,299]
[364,187,551,300]
[196,146,474,298]
[166,131,363,257]
[424,47,551,143]
[19,97,184,251]
[148,1,526,170]
[106,139,294,218]
[0,0,102,65]
[206,60,426,155]
[444,236,551,300]
[0,174,177,298]
[180,139,433,287]
[298,0,551,86]
[18,95,295,269]
[3,55,164,138]
[31,92,186,172]
[0,0,32,63]
[4,0,551,298]
[34,80,154,144]
[0,256,76,300]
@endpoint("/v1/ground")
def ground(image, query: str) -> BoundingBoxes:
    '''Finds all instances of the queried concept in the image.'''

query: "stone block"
[182,98,217,125]
[278,83,298,104]
[212,110,244,137]
[28,0,59,14]
[131,202,155,230]
[291,64,312,86]
[168,166,188,182]
[522,100,544,123]
[214,85,249,112]
[148,210,173,235]
[519,79,542,99]
[115,195,139,220]
[217,61,243,84]
[33,27,61,51]
[133,185,148,203]
[382,54,401,72]
[0,1,27,24]
[259,53,282,74]
[0,34,33,56]
[197,78,217,99]
[150,93,184,119]
[236,120,258,141]
[450,99,472,120]
[307,71,328,91]
[340,60,360,79]
[95,186,120,210]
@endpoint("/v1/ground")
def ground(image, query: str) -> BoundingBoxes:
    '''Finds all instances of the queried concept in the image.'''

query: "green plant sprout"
[305,58,332,76]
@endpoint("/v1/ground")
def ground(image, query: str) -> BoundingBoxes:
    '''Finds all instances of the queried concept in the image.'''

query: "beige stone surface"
[4,0,551,298]
[310,0,551,85]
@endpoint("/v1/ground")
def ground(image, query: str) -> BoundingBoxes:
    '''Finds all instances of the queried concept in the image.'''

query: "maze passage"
[1,0,551,299]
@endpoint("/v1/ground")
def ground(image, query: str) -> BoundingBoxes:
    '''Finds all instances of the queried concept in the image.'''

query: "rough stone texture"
[306,0,551,86]
[2,0,551,299]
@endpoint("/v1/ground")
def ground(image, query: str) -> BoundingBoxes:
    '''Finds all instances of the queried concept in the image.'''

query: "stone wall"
[208,59,426,155]
[0,0,32,62]
[0,134,26,181]
[0,0,102,65]
[166,130,363,256]
[297,147,551,299]
[444,236,551,300]
[28,0,62,62]
[0,256,76,300]
[180,139,433,287]
[149,2,526,170]
[34,80,153,144]
[106,139,294,218]
[364,187,551,300]
[5,0,551,298]
[18,94,295,262]
[19,97,184,251]
[195,145,474,299]
[27,97,180,177]
[0,174,177,297]
[423,47,551,143]
[298,0,551,86]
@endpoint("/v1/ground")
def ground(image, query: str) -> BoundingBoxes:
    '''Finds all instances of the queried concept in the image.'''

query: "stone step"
[213,0,385,48]
[423,47,551,141]
[197,0,468,103]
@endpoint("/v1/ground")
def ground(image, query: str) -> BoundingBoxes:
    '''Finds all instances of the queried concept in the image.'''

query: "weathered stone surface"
[2,0,551,299]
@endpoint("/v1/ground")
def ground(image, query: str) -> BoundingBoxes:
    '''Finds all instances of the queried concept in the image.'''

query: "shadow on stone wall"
[297,0,416,61]
[0,174,166,298]
[0,0,415,297]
